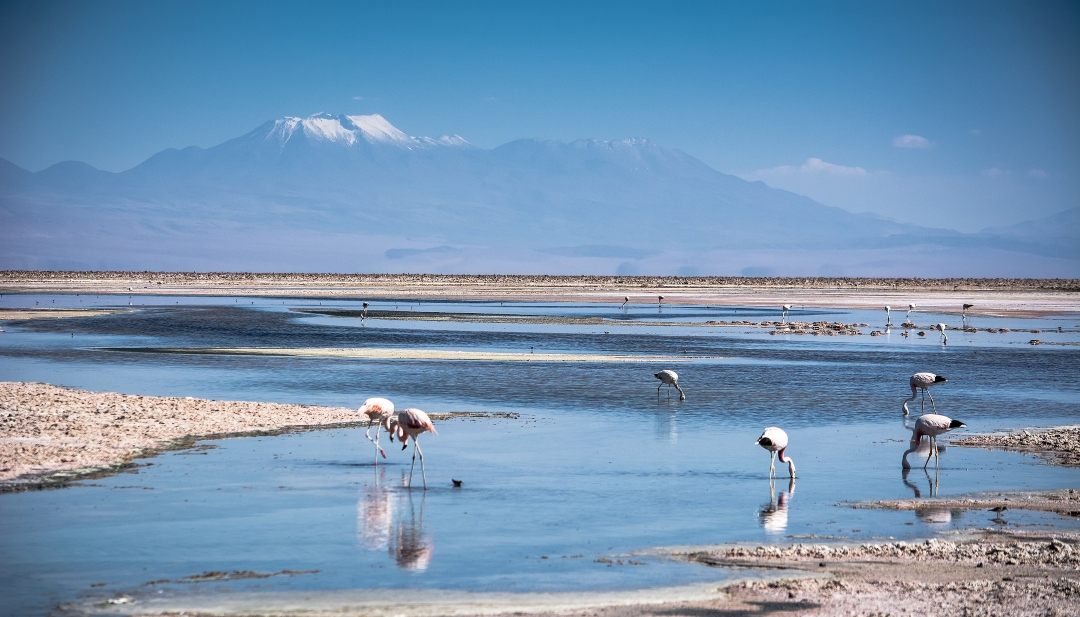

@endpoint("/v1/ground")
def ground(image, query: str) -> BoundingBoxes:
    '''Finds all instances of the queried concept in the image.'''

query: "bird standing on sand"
[357,397,395,464]
[756,427,796,479]
[387,409,438,489]
[937,323,948,345]
[902,372,947,415]
[885,306,892,326]
[902,414,966,469]
[781,304,792,323]
[654,369,685,400]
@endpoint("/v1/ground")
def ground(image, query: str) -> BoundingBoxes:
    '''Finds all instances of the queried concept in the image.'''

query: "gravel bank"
[955,426,1080,468]
[0,382,375,492]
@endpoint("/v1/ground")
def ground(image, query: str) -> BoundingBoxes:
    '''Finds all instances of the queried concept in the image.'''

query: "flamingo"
[357,397,395,463]
[937,323,948,345]
[756,427,796,478]
[902,413,966,469]
[885,305,892,325]
[654,369,685,400]
[781,304,792,323]
[360,301,370,324]
[658,295,665,308]
[386,409,437,490]
[906,303,916,322]
[621,296,629,309]
[962,303,974,325]
[902,372,947,415]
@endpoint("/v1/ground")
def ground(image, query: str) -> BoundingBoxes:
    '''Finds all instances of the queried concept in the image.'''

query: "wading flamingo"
[885,306,892,325]
[654,370,685,400]
[781,304,792,323]
[387,409,438,490]
[756,427,796,479]
[621,296,629,309]
[902,372,948,415]
[962,303,974,325]
[906,304,916,322]
[360,302,370,324]
[357,397,395,463]
[902,414,966,470]
[658,295,665,308]
[937,323,948,345]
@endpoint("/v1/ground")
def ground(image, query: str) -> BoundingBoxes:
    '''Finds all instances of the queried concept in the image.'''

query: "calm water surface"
[0,295,1078,616]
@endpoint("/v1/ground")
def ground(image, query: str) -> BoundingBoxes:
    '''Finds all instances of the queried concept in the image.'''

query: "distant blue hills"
[1,113,1076,276]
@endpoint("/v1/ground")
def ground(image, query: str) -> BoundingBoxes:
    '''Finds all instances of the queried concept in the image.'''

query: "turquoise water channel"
[1,296,1078,616]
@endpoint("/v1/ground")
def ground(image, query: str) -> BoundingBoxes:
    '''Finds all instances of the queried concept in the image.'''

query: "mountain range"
[1,113,1076,276]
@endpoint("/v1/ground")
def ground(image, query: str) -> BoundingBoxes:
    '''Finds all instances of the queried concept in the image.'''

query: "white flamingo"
[756,427,796,478]
[360,301,370,324]
[357,397,395,464]
[658,295,665,308]
[962,303,974,325]
[902,372,948,415]
[885,305,892,325]
[654,369,685,400]
[906,303,916,322]
[387,409,438,490]
[937,323,948,345]
[902,413,966,469]
[781,304,792,323]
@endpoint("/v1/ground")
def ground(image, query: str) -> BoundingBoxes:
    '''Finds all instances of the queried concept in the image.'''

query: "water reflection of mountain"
[760,478,795,534]
[357,470,433,571]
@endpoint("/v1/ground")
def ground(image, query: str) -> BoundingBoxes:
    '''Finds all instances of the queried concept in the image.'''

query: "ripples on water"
[0,296,1078,616]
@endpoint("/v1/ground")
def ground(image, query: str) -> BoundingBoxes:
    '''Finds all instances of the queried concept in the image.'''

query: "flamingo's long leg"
[416,439,427,490]
[408,438,418,488]
[920,389,926,414]
[923,437,934,470]
[927,390,937,413]
[769,451,776,478]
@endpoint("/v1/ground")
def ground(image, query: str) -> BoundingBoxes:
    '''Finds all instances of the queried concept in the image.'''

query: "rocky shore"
[0,382,369,492]
[954,426,1080,468]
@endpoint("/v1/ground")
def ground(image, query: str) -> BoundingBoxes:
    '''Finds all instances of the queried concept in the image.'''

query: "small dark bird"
[989,506,1007,513]
[452,479,463,488]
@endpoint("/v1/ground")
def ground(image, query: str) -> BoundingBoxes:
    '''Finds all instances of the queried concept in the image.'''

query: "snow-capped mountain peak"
[263,113,469,149]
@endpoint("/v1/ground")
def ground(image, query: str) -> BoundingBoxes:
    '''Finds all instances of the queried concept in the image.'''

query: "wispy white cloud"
[893,134,933,148]
[352,95,364,101]
[1027,168,1049,180]
[753,157,868,178]
[969,129,982,137]
[982,167,1010,177]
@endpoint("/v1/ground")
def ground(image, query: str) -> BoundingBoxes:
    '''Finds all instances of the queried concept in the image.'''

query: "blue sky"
[1,0,1076,231]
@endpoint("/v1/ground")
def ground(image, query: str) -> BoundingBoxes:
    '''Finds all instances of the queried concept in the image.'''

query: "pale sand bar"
[104,346,704,362]
[2,271,1078,316]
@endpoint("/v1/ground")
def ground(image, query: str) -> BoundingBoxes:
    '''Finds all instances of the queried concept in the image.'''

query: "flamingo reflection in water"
[357,471,433,571]
[390,488,433,571]
[759,477,796,535]
[357,468,394,551]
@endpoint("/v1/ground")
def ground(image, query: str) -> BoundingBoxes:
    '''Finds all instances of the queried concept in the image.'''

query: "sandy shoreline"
[2,271,1079,316]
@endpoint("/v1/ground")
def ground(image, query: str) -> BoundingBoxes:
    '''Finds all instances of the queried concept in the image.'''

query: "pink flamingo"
[902,413,966,469]
[902,372,948,415]
[357,397,395,463]
[756,427,796,478]
[654,370,685,400]
[387,409,438,490]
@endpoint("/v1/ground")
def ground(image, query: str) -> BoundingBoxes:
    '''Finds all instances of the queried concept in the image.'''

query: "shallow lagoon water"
[1,295,1078,616]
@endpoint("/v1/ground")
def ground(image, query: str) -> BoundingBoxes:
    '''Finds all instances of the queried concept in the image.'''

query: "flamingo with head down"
[756,427,796,479]
[386,409,438,489]
[357,397,395,463]
[902,414,966,469]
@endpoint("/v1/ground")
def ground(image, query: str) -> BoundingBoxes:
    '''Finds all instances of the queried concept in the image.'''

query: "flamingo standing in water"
[902,372,948,415]
[387,409,437,489]
[937,323,948,345]
[902,414,966,469]
[360,302,370,324]
[906,303,916,322]
[756,427,796,478]
[621,296,630,309]
[658,295,665,308]
[781,304,792,323]
[654,370,685,400]
[885,306,892,326]
[962,303,974,326]
[357,397,395,463]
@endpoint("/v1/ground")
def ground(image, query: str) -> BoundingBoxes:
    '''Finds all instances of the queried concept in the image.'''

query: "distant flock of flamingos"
[355,301,969,490]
